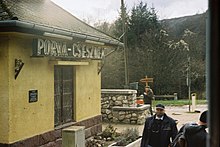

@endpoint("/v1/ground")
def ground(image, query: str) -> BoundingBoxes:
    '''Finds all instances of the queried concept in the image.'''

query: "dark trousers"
[144,102,153,115]
[149,105,153,115]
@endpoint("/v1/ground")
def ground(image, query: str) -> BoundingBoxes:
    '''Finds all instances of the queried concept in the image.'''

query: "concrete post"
[62,126,85,147]
[191,93,197,112]
[174,93,178,100]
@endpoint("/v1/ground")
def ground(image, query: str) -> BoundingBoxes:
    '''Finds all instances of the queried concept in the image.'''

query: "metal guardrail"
[154,94,178,100]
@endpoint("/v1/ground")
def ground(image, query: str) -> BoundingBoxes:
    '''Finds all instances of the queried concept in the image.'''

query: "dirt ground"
[165,104,208,128]
[102,104,208,136]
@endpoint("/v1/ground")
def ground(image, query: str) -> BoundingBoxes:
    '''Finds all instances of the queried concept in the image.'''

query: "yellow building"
[0,0,123,146]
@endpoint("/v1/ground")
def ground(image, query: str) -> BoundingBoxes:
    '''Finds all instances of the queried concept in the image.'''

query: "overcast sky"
[51,0,208,25]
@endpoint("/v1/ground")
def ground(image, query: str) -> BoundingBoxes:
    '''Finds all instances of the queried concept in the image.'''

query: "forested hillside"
[97,2,207,99]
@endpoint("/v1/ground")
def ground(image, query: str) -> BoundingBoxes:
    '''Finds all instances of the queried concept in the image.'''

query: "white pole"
[191,93,196,112]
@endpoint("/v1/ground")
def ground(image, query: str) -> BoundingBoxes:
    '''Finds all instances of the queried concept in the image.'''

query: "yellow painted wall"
[75,61,101,121]
[0,33,102,144]
[0,34,54,144]
[0,37,10,143]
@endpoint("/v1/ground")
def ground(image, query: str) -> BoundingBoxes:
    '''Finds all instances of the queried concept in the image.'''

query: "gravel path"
[165,104,208,128]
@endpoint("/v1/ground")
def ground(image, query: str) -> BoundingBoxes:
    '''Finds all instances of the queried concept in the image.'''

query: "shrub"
[101,124,119,140]
[114,128,139,146]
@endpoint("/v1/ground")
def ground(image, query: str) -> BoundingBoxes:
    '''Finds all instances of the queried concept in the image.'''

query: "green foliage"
[161,13,206,98]
[101,124,118,140]
[85,139,105,147]
[101,49,125,88]
[128,2,160,48]
[86,124,120,147]
[126,1,161,83]
[97,1,206,98]
[152,99,207,107]
[112,3,129,40]
[114,128,139,146]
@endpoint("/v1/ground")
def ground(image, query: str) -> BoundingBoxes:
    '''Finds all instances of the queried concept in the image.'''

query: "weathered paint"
[0,35,54,143]
[75,60,101,121]
[0,33,101,144]
[0,37,10,143]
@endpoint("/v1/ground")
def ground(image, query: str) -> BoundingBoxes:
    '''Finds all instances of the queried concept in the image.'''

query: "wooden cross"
[140,76,153,87]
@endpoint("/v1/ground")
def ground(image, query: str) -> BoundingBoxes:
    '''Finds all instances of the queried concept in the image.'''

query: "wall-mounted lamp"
[15,59,24,79]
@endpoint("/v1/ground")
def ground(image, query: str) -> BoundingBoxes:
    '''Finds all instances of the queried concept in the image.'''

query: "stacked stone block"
[101,89,150,125]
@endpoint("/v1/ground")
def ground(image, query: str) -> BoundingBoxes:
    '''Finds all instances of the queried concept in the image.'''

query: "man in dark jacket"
[143,86,154,115]
[170,110,208,147]
[184,110,208,147]
[141,104,178,147]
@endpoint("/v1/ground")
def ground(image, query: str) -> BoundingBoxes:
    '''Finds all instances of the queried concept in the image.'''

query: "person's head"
[198,110,208,126]
[155,104,165,117]
[145,86,150,91]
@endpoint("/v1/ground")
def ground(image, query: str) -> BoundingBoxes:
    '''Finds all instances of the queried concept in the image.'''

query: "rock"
[118,115,125,121]
[132,113,137,117]
[117,96,125,101]
[112,117,119,123]
[122,119,130,124]
[131,117,138,121]
[122,100,128,104]
[125,114,132,118]
[112,97,116,101]
[130,120,137,124]
[102,104,110,108]
[115,101,122,106]
[106,109,111,115]
[107,114,113,119]
[107,137,112,141]
[119,111,125,115]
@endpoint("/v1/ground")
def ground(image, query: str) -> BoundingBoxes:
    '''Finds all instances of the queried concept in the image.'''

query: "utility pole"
[121,0,129,88]
[187,55,191,112]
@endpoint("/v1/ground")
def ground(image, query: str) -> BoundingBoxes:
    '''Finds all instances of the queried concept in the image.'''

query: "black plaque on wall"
[29,90,38,103]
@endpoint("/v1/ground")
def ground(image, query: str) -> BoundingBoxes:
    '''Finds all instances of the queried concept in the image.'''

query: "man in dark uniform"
[143,86,154,115]
[141,104,178,147]
[179,110,208,147]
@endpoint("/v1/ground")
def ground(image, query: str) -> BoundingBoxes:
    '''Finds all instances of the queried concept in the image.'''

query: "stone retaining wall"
[101,89,150,125]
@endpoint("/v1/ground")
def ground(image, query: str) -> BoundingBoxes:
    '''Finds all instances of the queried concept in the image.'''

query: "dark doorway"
[54,66,74,126]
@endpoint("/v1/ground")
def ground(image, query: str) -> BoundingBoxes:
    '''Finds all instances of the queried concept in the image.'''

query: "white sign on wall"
[32,38,105,59]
